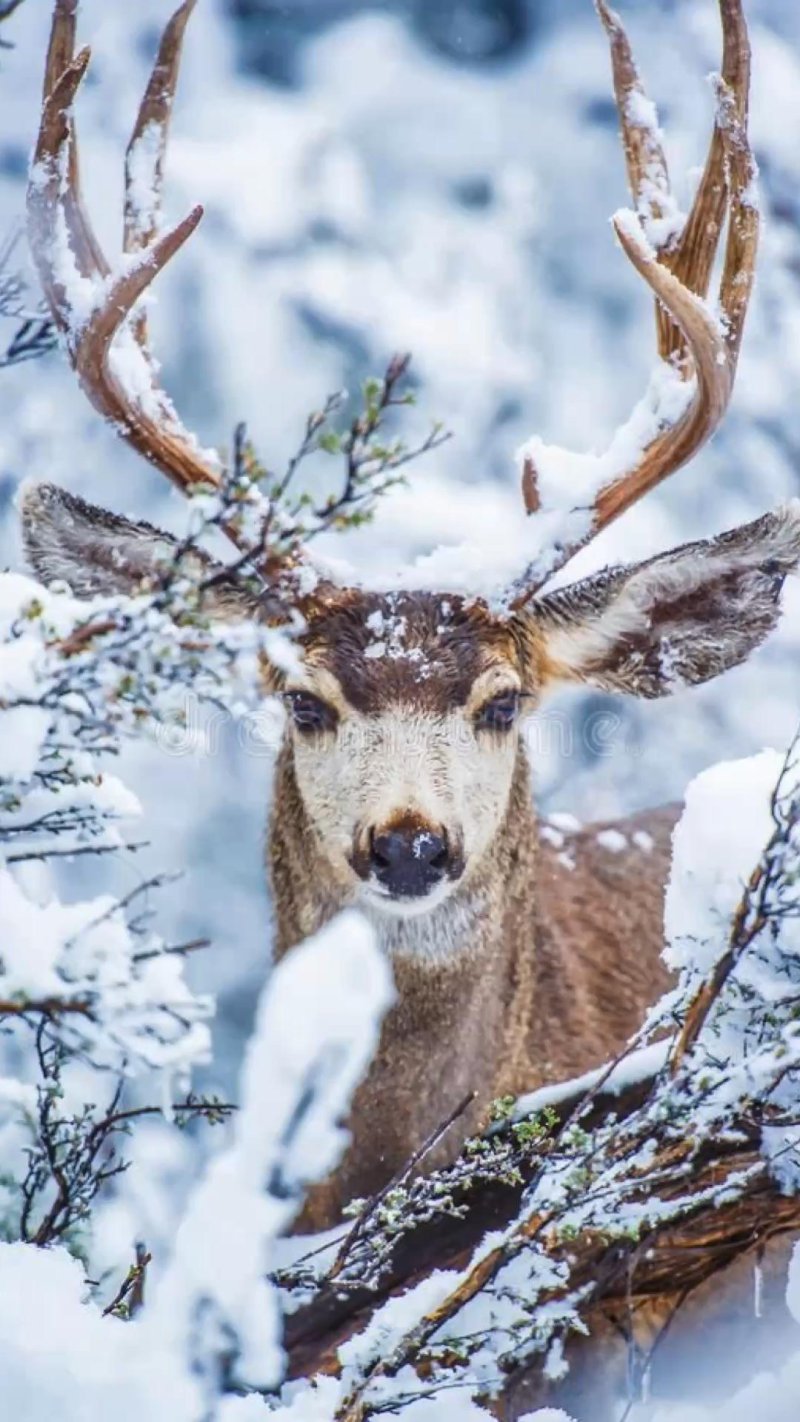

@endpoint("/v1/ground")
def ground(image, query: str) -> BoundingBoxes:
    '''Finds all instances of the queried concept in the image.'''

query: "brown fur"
[273,736,675,1232]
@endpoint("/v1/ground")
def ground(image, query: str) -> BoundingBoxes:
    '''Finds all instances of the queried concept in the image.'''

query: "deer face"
[283,592,529,915]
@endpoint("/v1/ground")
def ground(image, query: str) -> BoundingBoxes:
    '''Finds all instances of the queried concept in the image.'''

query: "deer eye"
[474,691,520,733]
[286,692,338,734]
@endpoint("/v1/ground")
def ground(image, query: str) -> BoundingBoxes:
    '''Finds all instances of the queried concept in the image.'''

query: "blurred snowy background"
[1,0,800,1094]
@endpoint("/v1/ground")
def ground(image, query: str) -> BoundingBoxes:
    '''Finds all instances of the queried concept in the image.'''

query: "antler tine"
[28,1,110,332]
[40,0,105,286]
[513,0,758,608]
[68,204,222,498]
[592,215,731,529]
[665,0,750,355]
[44,0,77,89]
[124,0,197,348]
[715,67,758,372]
[594,0,748,365]
[654,3,751,375]
[594,1,673,251]
[595,0,686,363]
[28,2,228,506]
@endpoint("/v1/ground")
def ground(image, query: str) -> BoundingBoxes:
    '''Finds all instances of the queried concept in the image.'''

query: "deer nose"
[369,824,451,898]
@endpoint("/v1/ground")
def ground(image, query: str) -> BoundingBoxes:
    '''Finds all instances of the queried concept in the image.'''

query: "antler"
[26,0,301,586]
[512,0,758,609]
[27,0,221,494]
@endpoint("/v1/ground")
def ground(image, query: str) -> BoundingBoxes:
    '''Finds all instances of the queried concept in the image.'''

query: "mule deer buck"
[20,0,800,1230]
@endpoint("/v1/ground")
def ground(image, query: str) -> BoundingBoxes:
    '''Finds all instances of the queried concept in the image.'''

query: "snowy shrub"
[0,563,269,1247]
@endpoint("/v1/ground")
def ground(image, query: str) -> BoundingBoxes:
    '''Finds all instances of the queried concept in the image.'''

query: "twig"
[328,1091,475,1282]
[103,1243,152,1318]
[0,997,92,1020]
[670,739,800,1074]
[616,1286,692,1422]
[132,937,210,963]
[5,839,148,864]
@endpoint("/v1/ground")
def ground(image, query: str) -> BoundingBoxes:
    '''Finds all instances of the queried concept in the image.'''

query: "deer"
[18,0,800,1233]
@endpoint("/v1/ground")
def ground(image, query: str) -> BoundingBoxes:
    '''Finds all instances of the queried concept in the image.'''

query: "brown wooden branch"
[282,1064,660,1375]
[0,996,92,1019]
[283,1073,800,1416]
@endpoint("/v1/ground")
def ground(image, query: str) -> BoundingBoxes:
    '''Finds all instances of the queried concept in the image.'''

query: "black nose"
[369,824,451,898]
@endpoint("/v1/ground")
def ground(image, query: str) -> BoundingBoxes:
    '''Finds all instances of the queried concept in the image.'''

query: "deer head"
[21,0,800,921]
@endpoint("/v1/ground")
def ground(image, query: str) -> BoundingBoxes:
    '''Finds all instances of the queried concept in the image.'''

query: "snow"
[0,672,48,781]
[126,119,164,243]
[0,573,69,780]
[506,349,696,594]
[0,569,273,1075]
[3,577,362,1381]
[0,1244,163,1422]
[338,1269,459,1375]
[6,578,800,1420]
[0,860,213,1072]
[106,321,182,429]
[145,909,391,1398]
[649,1349,800,1422]
[786,1242,800,1325]
[0,821,391,1421]
[3,0,800,1415]
[627,89,661,133]
[519,1413,575,1422]
[4,0,799,1074]
[623,89,686,250]
[510,1039,671,1128]
[664,749,784,975]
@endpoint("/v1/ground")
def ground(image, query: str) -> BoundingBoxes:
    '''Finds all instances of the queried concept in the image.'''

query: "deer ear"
[528,505,800,699]
[19,482,256,620]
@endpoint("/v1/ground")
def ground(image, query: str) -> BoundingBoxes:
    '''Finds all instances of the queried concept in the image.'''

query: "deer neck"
[270,739,540,1222]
